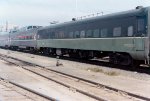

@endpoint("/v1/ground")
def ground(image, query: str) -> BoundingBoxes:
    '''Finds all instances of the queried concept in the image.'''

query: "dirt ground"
[0,59,97,101]
[0,48,150,100]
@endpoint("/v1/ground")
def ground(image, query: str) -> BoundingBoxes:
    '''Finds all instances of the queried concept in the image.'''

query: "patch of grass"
[86,67,119,76]
[104,71,119,76]
[87,68,103,73]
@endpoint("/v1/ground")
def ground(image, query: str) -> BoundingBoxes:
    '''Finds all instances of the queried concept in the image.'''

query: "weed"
[104,71,119,76]
[87,68,103,73]
[86,67,119,76]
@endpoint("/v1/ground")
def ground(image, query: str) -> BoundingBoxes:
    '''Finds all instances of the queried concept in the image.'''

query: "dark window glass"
[128,26,133,36]
[59,31,64,38]
[101,28,108,38]
[26,36,28,40]
[75,31,80,38]
[80,30,85,38]
[55,32,59,39]
[27,26,32,30]
[69,32,74,38]
[93,29,99,38]
[51,32,55,38]
[30,36,33,39]
[38,30,50,39]
[37,35,40,39]
[86,30,92,38]
[137,19,145,32]
[113,27,121,37]
[33,26,37,28]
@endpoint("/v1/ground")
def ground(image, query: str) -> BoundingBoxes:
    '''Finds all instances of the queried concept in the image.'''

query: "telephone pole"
[0,26,3,32]
[6,21,8,32]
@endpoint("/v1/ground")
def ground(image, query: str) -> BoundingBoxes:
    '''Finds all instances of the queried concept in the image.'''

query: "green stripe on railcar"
[37,37,147,60]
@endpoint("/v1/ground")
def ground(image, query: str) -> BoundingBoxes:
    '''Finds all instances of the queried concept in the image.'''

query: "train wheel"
[131,60,141,69]
[109,53,120,64]
[109,53,133,66]
[120,54,132,66]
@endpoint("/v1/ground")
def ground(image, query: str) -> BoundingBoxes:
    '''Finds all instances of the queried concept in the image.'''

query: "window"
[128,26,133,36]
[101,28,108,38]
[93,29,99,38]
[75,31,80,38]
[55,31,64,39]
[54,32,58,38]
[28,36,32,40]
[25,36,27,40]
[51,32,55,38]
[69,32,74,38]
[113,27,121,37]
[27,26,32,30]
[59,31,64,38]
[37,35,40,39]
[86,30,92,38]
[33,26,37,29]
[38,30,49,39]
[80,30,85,38]
[137,19,145,32]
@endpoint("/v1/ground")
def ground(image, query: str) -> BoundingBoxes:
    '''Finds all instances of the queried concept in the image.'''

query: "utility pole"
[0,26,3,32]
[6,21,8,32]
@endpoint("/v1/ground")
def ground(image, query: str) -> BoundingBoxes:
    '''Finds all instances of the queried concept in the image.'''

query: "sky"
[0,0,150,30]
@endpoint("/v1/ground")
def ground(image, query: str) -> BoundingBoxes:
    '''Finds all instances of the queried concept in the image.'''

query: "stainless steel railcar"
[0,26,41,51]
[0,32,10,48]
[8,26,41,50]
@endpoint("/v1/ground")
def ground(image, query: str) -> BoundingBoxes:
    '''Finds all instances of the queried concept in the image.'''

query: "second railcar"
[10,26,41,50]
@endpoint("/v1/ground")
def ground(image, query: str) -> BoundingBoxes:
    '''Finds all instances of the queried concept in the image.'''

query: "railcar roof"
[39,6,149,31]
[0,32,9,35]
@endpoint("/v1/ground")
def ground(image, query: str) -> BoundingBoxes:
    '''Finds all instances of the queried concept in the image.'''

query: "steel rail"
[0,77,58,101]
[0,54,107,101]
[0,53,150,101]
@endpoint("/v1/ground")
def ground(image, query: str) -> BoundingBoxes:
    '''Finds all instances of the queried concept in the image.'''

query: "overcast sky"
[0,0,150,30]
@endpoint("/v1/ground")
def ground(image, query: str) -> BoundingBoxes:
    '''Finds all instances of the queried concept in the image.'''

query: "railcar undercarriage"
[36,47,144,67]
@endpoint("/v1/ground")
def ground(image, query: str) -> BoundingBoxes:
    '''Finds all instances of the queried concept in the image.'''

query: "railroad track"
[0,53,149,101]
[0,77,57,101]
[9,49,150,74]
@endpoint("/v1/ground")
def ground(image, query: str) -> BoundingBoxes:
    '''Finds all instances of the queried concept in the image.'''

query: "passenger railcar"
[9,26,41,50]
[36,7,150,66]
[0,32,10,48]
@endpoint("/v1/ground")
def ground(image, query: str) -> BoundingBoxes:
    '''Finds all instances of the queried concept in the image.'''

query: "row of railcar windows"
[12,35,34,40]
[38,26,135,39]
[38,17,146,39]
[69,26,134,38]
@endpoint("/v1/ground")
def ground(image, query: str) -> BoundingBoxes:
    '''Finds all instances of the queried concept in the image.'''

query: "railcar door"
[134,16,146,51]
